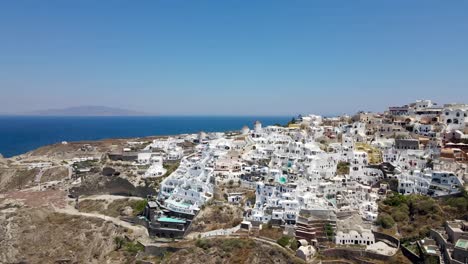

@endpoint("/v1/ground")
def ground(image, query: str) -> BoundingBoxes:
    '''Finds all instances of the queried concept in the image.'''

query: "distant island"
[23,106,153,116]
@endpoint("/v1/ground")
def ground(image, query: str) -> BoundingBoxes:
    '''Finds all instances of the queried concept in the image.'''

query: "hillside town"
[1,99,468,264]
[126,99,468,263]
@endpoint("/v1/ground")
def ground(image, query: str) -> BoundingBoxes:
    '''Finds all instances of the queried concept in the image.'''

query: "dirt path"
[196,234,299,259]
[34,168,46,183]
[67,165,73,179]
[186,225,241,239]
[54,203,149,239]
[79,194,144,201]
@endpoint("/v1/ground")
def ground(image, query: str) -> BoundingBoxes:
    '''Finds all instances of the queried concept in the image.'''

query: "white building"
[335,229,375,246]
[398,170,464,196]
[441,105,468,130]
[158,155,215,215]
[415,99,435,110]
[296,245,316,261]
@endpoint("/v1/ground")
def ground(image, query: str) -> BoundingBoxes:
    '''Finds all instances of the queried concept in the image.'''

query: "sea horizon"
[0,115,293,158]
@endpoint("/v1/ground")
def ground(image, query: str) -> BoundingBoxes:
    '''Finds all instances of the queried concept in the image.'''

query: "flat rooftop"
[455,239,468,250]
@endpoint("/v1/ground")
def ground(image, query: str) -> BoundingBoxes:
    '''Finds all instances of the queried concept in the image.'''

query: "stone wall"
[400,245,422,263]
[373,230,400,248]
[322,248,392,262]
[240,180,256,189]
[430,229,465,264]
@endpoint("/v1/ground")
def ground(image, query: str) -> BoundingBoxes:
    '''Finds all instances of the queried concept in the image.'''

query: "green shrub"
[196,238,254,252]
[132,199,147,214]
[325,223,334,239]
[290,238,299,250]
[383,193,408,207]
[445,197,468,211]
[418,226,431,238]
[195,239,212,250]
[124,241,144,254]
[220,239,253,252]
[114,236,125,250]
[412,198,437,215]
[114,236,144,254]
[376,213,395,229]
[277,236,292,248]
[391,207,409,222]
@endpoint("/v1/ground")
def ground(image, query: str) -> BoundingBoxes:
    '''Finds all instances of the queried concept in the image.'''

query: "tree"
[376,213,395,229]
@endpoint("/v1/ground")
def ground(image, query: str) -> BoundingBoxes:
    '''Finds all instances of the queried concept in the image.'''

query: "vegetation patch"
[378,191,468,241]
[114,236,144,255]
[163,161,180,178]
[325,223,334,239]
[191,202,243,232]
[355,142,383,164]
[277,235,298,250]
[0,168,38,191]
[167,238,304,264]
[78,198,146,217]
[245,191,256,205]
[41,166,69,182]
[442,189,468,216]
[259,222,284,240]
[132,199,147,214]
[336,162,350,175]
[195,238,254,252]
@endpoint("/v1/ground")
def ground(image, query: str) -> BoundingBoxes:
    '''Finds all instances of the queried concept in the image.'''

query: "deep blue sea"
[0,116,290,158]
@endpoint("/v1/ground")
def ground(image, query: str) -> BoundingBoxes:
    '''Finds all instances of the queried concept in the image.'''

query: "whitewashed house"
[335,229,375,246]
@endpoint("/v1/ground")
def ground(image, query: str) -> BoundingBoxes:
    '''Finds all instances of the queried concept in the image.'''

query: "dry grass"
[41,166,69,182]
[4,189,67,208]
[259,224,284,240]
[78,198,145,217]
[0,207,130,263]
[355,142,383,164]
[162,238,304,264]
[0,168,38,191]
[191,202,243,232]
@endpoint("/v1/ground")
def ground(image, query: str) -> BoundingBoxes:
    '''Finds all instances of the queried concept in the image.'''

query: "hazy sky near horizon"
[1,1,467,116]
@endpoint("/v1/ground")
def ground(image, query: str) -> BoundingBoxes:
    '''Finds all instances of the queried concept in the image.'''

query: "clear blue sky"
[1,0,467,116]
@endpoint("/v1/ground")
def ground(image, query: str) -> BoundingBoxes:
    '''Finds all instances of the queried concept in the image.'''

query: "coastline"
[0,115,291,158]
